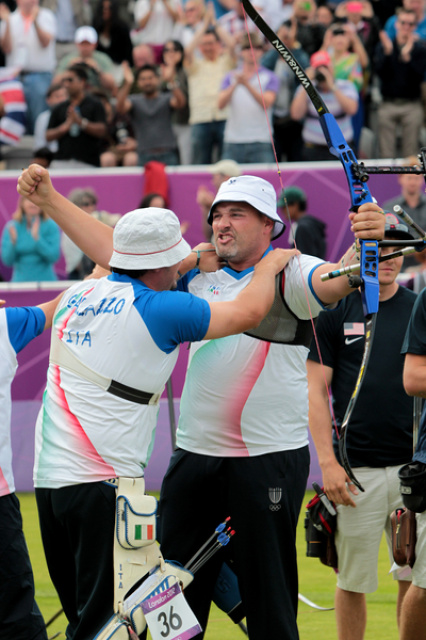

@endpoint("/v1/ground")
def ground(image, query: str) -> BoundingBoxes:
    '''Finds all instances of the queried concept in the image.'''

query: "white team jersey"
[0,307,45,497]
[34,273,210,488]
[177,254,325,457]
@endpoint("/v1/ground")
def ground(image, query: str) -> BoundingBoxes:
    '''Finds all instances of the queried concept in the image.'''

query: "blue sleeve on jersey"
[176,269,199,293]
[5,306,45,353]
[308,265,329,310]
[134,288,211,353]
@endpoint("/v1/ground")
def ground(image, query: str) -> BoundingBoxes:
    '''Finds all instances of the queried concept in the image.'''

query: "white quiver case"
[94,477,194,640]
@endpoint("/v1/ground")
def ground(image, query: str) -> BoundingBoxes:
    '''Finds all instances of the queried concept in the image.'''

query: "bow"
[241,0,379,491]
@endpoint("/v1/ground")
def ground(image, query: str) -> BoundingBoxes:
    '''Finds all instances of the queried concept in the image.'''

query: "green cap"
[277,186,307,208]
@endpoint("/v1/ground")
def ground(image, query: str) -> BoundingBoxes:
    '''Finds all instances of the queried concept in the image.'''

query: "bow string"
[240,0,380,491]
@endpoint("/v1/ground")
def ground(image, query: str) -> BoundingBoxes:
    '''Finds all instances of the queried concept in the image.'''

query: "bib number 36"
[142,582,202,640]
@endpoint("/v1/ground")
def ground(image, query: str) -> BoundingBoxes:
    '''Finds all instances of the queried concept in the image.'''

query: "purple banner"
[0,164,400,281]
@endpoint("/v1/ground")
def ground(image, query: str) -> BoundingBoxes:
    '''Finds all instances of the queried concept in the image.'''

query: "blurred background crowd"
[0,0,425,169]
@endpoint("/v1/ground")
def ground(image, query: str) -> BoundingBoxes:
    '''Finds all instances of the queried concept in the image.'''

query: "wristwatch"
[81,118,89,130]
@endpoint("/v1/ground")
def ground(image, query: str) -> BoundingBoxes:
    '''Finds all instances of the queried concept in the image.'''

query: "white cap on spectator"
[75,26,98,44]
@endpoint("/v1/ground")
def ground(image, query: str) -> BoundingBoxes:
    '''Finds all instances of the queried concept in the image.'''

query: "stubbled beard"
[215,245,238,261]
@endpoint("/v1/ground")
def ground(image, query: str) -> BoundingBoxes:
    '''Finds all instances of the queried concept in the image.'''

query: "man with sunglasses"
[374,7,426,159]
[46,63,107,168]
[384,0,426,41]
[307,212,417,640]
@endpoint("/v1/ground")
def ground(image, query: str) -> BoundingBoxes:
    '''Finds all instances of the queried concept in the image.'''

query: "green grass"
[20,491,401,640]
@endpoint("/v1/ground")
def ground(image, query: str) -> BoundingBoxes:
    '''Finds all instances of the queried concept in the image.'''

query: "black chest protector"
[244,270,313,346]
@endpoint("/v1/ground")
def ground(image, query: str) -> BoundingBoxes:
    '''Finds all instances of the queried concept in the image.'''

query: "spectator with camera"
[290,49,358,161]
[320,20,368,152]
[262,17,309,162]
[293,0,326,56]
[334,1,381,63]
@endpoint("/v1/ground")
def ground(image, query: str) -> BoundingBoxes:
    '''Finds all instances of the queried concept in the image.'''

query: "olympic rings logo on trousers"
[269,487,282,511]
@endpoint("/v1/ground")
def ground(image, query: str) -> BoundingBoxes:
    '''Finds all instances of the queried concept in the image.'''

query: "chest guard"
[244,270,313,347]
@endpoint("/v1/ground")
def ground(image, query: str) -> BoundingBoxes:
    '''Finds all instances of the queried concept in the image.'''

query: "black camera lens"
[333,28,345,35]
[315,71,326,83]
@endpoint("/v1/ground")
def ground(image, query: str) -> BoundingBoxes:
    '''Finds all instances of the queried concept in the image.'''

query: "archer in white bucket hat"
[207,175,286,240]
[109,207,191,270]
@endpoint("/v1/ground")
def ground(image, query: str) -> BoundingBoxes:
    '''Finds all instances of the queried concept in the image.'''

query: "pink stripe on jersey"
[224,341,271,454]
[51,287,116,476]
[0,467,10,497]
[51,364,116,475]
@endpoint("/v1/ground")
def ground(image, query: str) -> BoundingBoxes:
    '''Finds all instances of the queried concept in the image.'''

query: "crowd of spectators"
[0,0,425,168]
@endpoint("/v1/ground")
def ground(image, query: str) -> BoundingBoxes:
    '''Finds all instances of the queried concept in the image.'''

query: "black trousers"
[158,447,310,640]
[35,482,116,640]
[0,493,47,640]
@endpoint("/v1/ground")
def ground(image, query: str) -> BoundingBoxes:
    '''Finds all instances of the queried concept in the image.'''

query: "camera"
[304,511,328,558]
[314,70,326,83]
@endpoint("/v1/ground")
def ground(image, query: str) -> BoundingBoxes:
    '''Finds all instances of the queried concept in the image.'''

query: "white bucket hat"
[109,208,191,270]
[208,175,286,240]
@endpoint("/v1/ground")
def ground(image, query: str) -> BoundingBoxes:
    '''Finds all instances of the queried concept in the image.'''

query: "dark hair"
[135,64,159,81]
[396,7,416,19]
[92,0,121,30]
[32,147,54,161]
[139,192,167,208]
[111,267,148,278]
[47,82,65,98]
[67,63,89,82]
[160,40,184,68]
[204,26,219,40]
[31,147,54,168]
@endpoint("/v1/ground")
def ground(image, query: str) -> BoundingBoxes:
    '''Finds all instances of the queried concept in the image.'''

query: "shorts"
[335,465,411,593]
[411,510,426,588]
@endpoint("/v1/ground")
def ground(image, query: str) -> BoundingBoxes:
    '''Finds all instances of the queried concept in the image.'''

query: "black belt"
[56,40,74,44]
[107,379,158,405]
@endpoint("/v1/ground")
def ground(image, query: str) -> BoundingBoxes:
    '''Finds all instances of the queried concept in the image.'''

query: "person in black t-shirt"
[278,185,327,259]
[307,211,417,640]
[46,63,107,168]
